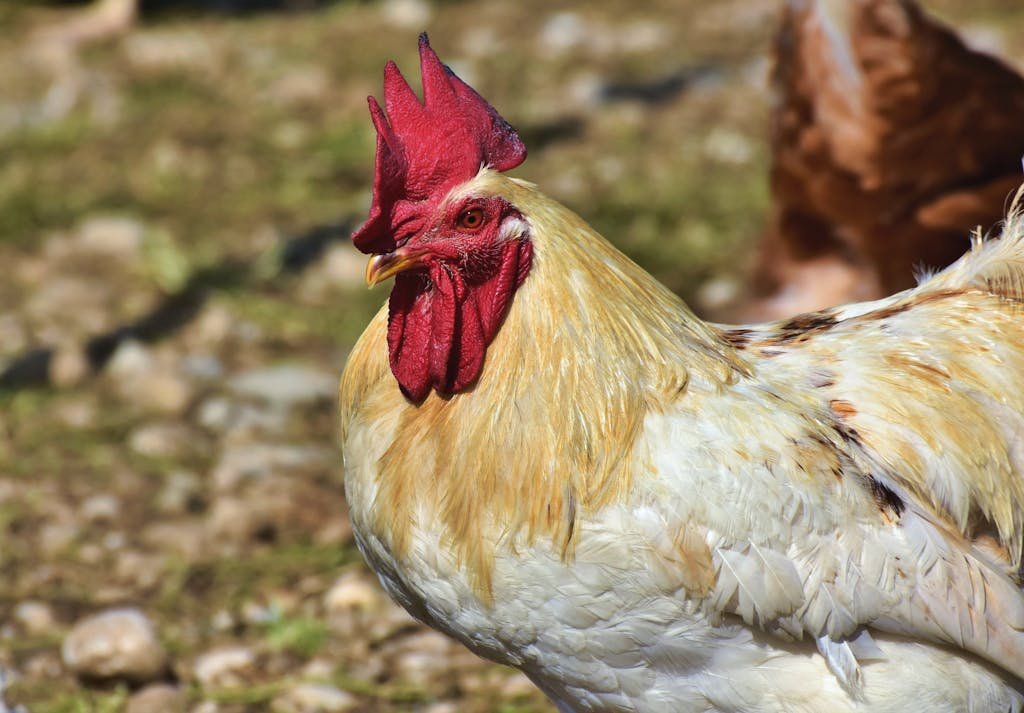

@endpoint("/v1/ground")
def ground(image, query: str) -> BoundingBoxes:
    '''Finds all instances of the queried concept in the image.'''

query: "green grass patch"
[8,684,129,713]
[263,607,329,657]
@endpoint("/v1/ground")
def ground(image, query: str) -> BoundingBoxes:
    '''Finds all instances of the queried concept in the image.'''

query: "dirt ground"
[1,1,1022,711]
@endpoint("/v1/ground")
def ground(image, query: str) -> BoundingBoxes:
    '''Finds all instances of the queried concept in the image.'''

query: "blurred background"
[0,1,1023,711]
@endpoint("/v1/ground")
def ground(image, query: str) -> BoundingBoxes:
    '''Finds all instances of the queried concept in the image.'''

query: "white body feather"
[347,446,1023,712]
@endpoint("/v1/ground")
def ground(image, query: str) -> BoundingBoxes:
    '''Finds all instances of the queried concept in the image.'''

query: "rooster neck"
[341,173,746,598]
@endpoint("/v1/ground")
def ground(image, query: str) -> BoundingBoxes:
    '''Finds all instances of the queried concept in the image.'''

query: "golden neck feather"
[340,171,745,597]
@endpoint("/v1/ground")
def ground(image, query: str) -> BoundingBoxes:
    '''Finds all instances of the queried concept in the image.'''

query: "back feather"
[702,190,1024,685]
[923,184,1024,299]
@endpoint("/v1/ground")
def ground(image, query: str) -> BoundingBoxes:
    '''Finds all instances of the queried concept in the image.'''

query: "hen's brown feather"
[747,0,1024,319]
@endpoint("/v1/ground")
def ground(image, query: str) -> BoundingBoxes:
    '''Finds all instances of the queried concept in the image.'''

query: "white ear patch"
[499,216,529,242]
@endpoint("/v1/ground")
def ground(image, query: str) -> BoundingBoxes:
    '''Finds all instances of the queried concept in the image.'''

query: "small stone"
[228,364,335,409]
[103,531,127,551]
[565,71,603,110]
[391,632,458,689]
[38,522,80,555]
[0,314,27,356]
[76,215,145,257]
[77,542,106,565]
[180,354,223,381]
[122,30,214,72]
[80,493,121,523]
[619,19,668,51]
[240,600,274,625]
[193,646,257,689]
[115,550,166,590]
[702,127,755,165]
[235,319,262,342]
[55,396,98,429]
[271,683,358,713]
[421,703,460,713]
[209,610,235,632]
[50,343,90,387]
[196,396,235,431]
[106,340,154,377]
[155,470,203,514]
[538,12,587,56]
[197,396,285,436]
[13,601,58,636]
[271,120,309,150]
[142,520,207,562]
[365,601,418,644]
[206,471,340,547]
[380,0,432,29]
[109,348,195,414]
[267,67,329,106]
[300,658,334,679]
[62,608,167,682]
[125,683,187,713]
[24,651,63,678]
[324,574,379,614]
[314,513,352,547]
[129,422,202,459]
[459,25,501,59]
[695,276,740,314]
[204,496,253,544]
[29,275,112,336]
[210,443,332,492]
[137,371,194,415]
[193,304,233,344]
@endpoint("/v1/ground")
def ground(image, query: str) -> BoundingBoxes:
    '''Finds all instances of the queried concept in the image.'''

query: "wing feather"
[711,544,804,626]
[683,200,1024,683]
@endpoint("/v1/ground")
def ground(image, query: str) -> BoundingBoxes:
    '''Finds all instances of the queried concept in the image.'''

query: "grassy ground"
[1,1,1023,711]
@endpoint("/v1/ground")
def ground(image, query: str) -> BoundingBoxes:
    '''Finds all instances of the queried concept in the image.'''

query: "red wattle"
[386,239,532,401]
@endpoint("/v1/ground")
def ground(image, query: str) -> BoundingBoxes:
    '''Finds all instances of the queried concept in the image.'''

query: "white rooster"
[340,34,1024,712]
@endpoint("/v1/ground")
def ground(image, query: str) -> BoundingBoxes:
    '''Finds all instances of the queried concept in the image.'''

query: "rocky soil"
[0,1,1021,711]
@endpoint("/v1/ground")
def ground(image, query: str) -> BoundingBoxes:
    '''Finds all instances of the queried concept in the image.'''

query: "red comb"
[351,33,527,254]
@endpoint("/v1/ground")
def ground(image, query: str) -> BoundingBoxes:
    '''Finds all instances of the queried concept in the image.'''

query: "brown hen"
[745,0,1024,320]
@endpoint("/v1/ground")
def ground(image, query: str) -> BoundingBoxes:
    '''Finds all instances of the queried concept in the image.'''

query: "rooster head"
[353,34,533,402]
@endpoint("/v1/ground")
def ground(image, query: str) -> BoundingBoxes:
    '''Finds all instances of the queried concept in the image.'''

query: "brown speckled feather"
[714,200,1024,680]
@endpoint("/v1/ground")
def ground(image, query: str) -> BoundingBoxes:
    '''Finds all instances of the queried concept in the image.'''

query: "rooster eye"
[457,208,485,232]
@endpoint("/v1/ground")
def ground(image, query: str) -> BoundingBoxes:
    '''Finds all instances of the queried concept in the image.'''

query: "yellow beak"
[365,248,427,287]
